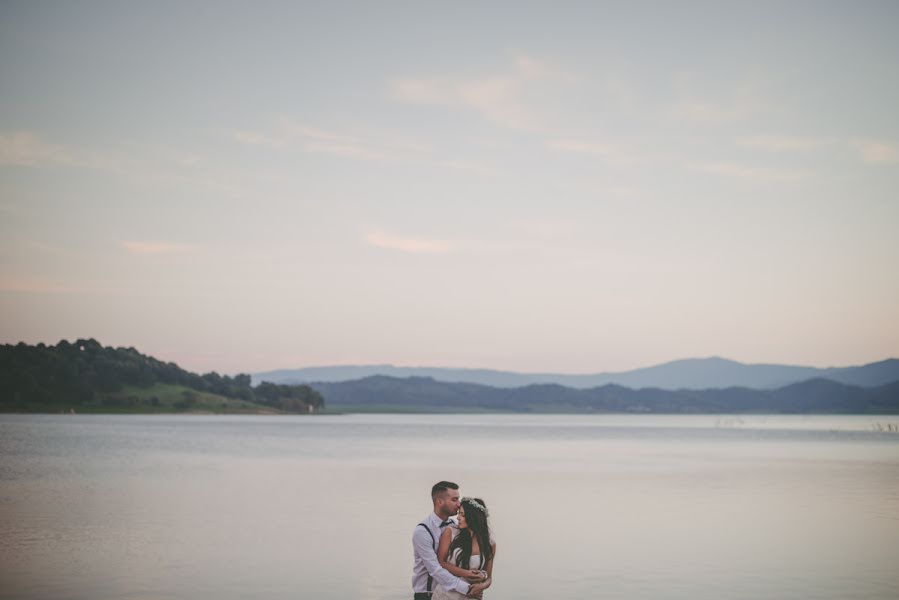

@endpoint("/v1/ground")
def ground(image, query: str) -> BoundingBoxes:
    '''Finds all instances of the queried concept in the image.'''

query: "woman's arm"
[436,528,479,580]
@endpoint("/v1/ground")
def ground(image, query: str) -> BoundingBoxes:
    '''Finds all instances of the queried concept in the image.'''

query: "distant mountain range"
[253,357,899,391]
[3,341,897,414]
[310,376,899,414]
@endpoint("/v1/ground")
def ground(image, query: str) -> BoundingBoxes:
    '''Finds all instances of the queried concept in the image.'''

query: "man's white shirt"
[411,512,470,595]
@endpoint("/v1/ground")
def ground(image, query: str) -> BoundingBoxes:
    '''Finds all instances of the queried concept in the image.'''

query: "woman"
[433,497,496,599]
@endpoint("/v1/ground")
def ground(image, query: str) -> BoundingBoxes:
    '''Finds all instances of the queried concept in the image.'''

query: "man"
[412,481,486,599]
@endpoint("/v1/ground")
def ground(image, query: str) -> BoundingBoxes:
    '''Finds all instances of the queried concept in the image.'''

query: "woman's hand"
[464,569,487,583]
[467,582,486,599]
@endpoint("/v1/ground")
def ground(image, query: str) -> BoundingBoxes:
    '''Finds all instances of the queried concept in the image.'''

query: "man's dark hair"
[431,481,459,501]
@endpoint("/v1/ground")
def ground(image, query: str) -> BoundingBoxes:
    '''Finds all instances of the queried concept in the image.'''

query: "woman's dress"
[431,549,483,600]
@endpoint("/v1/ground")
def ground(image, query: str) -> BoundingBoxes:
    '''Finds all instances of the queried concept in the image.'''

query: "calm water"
[1,414,898,599]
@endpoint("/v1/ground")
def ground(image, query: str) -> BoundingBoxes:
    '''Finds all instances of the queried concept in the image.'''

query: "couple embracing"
[412,481,496,600]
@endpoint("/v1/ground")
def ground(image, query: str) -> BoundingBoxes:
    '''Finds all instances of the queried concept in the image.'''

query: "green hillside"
[1,339,323,414]
[11,383,276,414]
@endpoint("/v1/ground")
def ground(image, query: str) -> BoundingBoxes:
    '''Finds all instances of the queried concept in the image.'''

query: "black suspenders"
[417,522,437,593]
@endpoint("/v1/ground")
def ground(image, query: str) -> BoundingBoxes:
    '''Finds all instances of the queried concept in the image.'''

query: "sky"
[1,1,898,375]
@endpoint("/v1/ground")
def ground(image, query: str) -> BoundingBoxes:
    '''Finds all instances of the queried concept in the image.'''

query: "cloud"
[121,241,199,255]
[853,140,899,164]
[515,55,554,79]
[437,159,495,175]
[689,162,806,182]
[173,154,204,167]
[0,131,70,166]
[740,136,899,166]
[24,241,69,256]
[0,132,249,202]
[0,131,147,174]
[391,75,538,131]
[302,142,388,161]
[364,231,452,254]
[280,119,430,160]
[670,73,771,124]
[389,55,568,132]
[0,277,75,294]
[545,138,647,167]
[672,100,754,123]
[546,139,612,156]
[282,121,361,145]
[0,277,130,295]
[506,218,581,240]
[231,130,286,148]
[389,78,448,105]
[738,135,832,151]
[231,119,428,162]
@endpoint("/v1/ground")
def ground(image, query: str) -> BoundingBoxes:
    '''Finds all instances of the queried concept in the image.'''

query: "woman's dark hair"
[450,497,493,569]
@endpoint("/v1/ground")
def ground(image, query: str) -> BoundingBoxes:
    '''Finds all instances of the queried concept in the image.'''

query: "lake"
[1,414,898,599]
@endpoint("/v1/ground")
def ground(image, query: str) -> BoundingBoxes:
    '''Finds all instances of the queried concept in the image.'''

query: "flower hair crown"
[462,497,489,518]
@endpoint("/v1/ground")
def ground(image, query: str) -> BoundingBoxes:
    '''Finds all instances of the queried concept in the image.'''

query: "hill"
[5,340,897,414]
[0,339,324,414]
[310,375,899,414]
[255,357,899,390]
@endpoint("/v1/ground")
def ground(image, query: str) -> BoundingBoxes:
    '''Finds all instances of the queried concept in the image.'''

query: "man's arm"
[412,527,471,594]
[437,527,483,581]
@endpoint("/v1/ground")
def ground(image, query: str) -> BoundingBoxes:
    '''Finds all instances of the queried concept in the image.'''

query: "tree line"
[0,339,324,413]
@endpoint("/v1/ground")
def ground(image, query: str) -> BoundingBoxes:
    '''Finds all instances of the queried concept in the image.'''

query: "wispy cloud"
[853,139,899,164]
[121,241,199,256]
[303,142,388,161]
[231,119,429,162]
[0,131,70,166]
[437,159,495,175]
[364,230,452,254]
[672,100,755,123]
[0,277,131,295]
[457,76,539,131]
[0,131,182,180]
[282,122,361,145]
[546,139,612,156]
[739,135,899,167]
[365,223,589,258]
[231,130,286,148]
[738,135,833,151]
[24,241,70,256]
[545,137,649,167]
[389,78,448,105]
[670,73,771,124]
[689,162,806,182]
[0,131,133,172]
[173,154,204,167]
[390,55,569,133]
[506,218,582,240]
[514,55,557,79]
[0,277,76,294]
